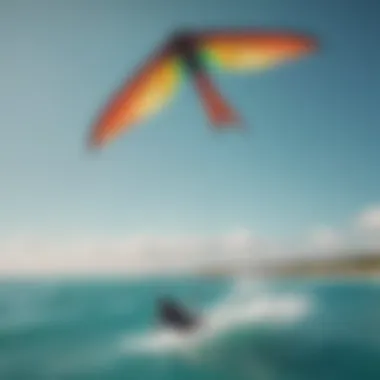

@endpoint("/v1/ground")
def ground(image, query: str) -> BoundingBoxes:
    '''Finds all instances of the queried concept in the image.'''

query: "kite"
[88,29,318,148]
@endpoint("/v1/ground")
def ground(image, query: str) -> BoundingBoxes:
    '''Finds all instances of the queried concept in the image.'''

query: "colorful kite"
[89,29,318,148]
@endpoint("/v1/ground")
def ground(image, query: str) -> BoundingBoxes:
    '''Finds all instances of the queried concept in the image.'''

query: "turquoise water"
[1,277,380,380]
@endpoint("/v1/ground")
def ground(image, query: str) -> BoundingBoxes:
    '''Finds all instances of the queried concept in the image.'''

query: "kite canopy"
[88,28,318,149]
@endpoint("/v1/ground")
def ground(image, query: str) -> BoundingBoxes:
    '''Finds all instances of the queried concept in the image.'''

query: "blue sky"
[0,0,379,272]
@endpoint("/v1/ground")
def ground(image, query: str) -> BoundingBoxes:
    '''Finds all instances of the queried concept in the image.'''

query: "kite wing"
[89,47,183,148]
[196,30,317,72]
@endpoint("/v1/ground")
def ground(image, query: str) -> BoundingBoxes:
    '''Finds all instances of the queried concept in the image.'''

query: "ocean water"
[1,276,380,380]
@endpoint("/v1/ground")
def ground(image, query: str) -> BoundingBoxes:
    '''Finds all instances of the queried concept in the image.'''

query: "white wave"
[120,279,313,356]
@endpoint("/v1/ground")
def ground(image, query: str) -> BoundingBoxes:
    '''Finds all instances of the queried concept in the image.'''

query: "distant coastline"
[199,252,380,279]
[1,252,380,280]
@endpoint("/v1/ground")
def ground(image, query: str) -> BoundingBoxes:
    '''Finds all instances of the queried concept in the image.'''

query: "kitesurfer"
[157,297,199,331]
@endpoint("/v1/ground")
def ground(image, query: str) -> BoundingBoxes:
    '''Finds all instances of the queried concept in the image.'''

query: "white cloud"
[353,205,380,251]
[356,205,380,232]
[0,231,269,276]
[2,205,380,276]
[306,226,344,255]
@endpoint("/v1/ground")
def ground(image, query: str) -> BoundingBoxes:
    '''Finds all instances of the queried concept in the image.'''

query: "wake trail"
[120,278,313,356]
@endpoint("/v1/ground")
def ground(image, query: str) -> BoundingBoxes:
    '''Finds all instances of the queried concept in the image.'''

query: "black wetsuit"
[157,298,198,331]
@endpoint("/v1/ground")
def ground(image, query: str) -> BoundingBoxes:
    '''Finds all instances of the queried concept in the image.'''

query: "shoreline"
[0,252,380,282]
[198,252,380,279]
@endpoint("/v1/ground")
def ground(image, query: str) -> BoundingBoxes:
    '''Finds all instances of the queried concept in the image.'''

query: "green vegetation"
[199,252,380,278]
[270,254,380,278]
